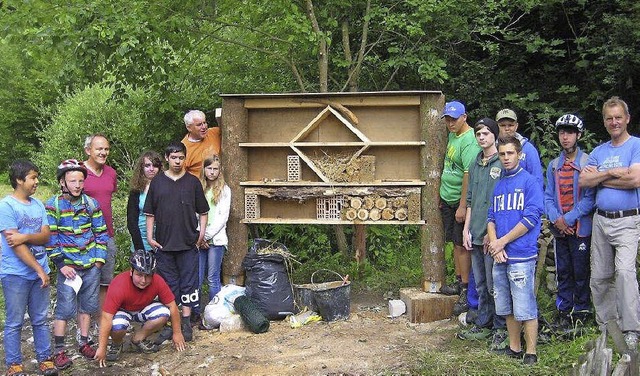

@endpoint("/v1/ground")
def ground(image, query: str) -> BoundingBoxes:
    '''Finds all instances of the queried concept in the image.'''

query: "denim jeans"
[471,245,495,328]
[493,260,538,321]
[199,245,225,301]
[2,274,52,365]
[54,266,101,320]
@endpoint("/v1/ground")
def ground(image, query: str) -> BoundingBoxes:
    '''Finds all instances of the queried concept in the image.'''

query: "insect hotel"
[220,91,458,322]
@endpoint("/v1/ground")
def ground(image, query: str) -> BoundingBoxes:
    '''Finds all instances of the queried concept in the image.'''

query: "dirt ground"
[1,292,456,376]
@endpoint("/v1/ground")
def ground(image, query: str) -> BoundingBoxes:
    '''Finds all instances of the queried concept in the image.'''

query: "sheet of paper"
[64,275,83,294]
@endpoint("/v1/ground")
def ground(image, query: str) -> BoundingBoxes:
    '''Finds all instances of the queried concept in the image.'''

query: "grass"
[412,326,600,375]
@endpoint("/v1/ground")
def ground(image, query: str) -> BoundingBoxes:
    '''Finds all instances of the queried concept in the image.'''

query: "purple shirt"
[84,164,117,237]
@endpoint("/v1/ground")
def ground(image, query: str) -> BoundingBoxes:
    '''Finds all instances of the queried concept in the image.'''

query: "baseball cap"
[495,109,517,122]
[441,101,466,119]
[475,118,500,141]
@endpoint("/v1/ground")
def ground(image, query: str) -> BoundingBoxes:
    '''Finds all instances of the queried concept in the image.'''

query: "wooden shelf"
[240,218,425,225]
[240,180,426,187]
[239,141,426,147]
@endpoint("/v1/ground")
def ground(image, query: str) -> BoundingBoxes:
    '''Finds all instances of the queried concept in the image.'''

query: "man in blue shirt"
[579,96,640,350]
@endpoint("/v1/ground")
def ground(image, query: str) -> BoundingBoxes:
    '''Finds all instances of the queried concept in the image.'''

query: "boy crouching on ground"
[95,250,185,367]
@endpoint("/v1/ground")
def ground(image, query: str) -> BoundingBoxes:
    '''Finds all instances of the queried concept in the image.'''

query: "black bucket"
[311,270,350,321]
[293,283,318,312]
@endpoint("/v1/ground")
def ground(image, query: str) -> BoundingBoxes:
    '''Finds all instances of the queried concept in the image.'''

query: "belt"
[596,208,640,219]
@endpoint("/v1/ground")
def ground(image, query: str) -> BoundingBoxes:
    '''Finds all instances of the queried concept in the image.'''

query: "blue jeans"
[199,245,225,301]
[493,261,538,322]
[54,266,101,319]
[2,275,52,365]
[471,245,495,328]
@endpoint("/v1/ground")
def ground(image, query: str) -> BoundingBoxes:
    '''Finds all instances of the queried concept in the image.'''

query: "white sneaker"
[624,331,638,351]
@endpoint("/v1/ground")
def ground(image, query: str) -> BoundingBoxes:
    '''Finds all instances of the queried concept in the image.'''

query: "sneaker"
[490,329,509,351]
[440,281,460,296]
[523,353,538,365]
[552,311,572,331]
[78,343,97,359]
[499,347,523,359]
[465,309,478,325]
[38,359,58,376]
[52,350,72,370]
[131,339,159,353]
[456,325,492,340]
[624,331,638,351]
[452,288,469,316]
[571,310,593,326]
[106,343,123,361]
[181,317,193,342]
[154,325,173,346]
[5,364,26,376]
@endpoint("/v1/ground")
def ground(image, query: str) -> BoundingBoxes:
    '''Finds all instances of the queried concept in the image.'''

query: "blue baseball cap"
[441,101,466,119]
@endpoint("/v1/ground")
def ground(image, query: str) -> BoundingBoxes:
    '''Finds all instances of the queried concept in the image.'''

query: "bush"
[34,83,165,185]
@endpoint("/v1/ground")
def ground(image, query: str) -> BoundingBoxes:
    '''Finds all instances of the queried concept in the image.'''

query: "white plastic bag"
[203,284,246,329]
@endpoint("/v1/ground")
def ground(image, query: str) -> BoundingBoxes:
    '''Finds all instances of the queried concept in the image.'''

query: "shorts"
[440,200,464,246]
[55,266,101,320]
[99,237,117,286]
[492,261,538,321]
[111,302,170,331]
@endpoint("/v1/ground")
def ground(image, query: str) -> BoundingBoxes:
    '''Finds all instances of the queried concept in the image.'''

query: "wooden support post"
[419,93,447,293]
[221,97,249,285]
[354,224,367,263]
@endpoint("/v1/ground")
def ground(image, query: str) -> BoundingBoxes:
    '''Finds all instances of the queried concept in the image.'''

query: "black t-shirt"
[143,172,209,251]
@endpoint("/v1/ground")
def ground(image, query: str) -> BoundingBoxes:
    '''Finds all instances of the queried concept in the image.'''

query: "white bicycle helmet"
[555,114,584,133]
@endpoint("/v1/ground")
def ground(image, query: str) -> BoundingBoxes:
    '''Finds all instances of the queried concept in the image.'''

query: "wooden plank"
[612,353,630,376]
[240,141,427,147]
[327,106,370,142]
[244,186,422,200]
[240,180,427,187]
[242,95,424,109]
[291,105,332,142]
[240,218,425,225]
[290,145,331,182]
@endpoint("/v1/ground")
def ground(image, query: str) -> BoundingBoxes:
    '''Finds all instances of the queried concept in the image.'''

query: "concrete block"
[399,287,458,323]
[388,299,406,317]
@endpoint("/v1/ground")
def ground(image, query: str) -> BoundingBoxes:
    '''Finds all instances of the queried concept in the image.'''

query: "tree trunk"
[354,224,367,264]
[335,224,350,258]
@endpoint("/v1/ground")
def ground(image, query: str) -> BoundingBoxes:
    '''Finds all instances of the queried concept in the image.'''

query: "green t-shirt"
[439,127,481,204]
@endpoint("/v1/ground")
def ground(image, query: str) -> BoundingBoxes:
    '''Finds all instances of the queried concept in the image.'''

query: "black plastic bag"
[242,239,296,319]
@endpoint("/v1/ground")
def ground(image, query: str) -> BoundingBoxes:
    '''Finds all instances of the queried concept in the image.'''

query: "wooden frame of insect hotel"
[220,91,448,302]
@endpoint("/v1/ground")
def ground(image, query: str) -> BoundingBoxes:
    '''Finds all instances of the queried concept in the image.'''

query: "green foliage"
[33,84,167,185]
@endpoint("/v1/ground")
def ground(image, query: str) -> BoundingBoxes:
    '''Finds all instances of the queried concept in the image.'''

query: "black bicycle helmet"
[555,114,584,133]
[56,159,88,181]
[129,249,157,274]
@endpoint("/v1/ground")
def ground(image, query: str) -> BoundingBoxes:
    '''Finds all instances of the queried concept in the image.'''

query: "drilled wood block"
[399,287,458,323]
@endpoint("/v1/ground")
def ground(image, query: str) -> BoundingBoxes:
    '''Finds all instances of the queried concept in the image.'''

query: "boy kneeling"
[94,250,185,367]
